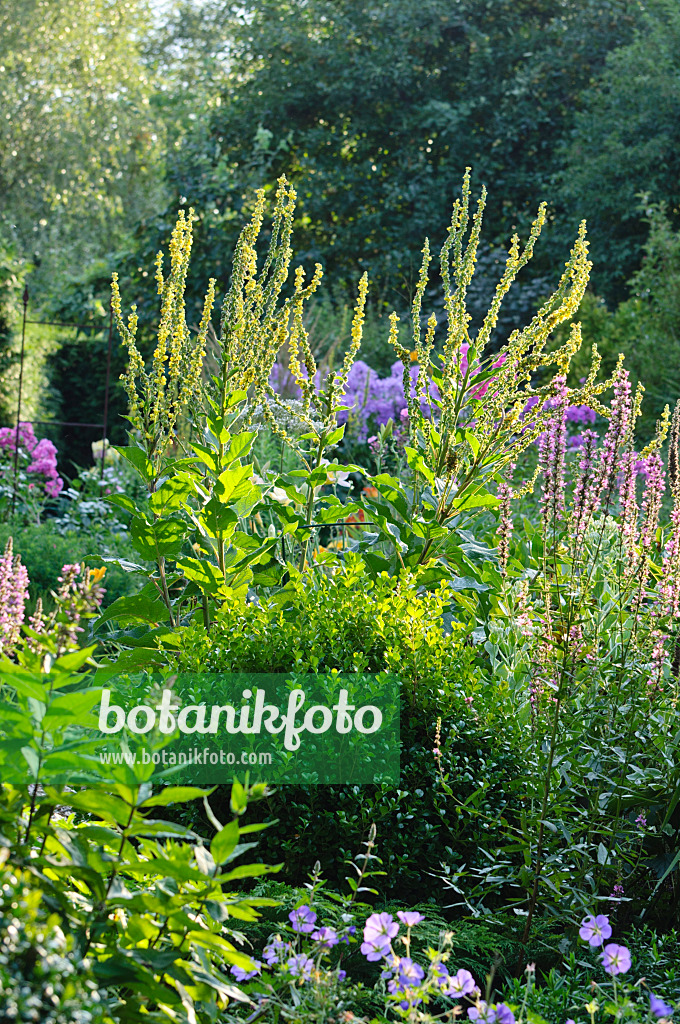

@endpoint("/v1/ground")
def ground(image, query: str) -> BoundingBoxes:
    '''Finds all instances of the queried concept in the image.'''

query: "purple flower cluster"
[0,537,29,656]
[0,421,63,498]
[578,914,631,975]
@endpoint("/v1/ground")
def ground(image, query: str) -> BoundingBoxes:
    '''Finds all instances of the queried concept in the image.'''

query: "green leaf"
[94,593,170,629]
[129,516,187,560]
[104,493,138,515]
[177,558,226,597]
[114,445,154,481]
[220,862,282,881]
[149,473,193,513]
[210,819,240,864]
[215,464,257,504]
[451,490,500,512]
[224,431,258,465]
[140,786,215,808]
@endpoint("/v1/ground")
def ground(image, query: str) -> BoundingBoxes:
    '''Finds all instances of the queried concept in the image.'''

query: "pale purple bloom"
[289,905,317,933]
[286,953,314,980]
[397,957,425,985]
[338,969,347,982]
[311,926,339,948]
[0,538,30,656]
[579,914,612,947]
[446,969,477,997]
[263,938,287,965]
[361,936,391,961]
[468,1002,497,1024]
[396,911,424,927]
[600,943,631,975]
[363,912,399,945]
[649,993,674,1018]
[495,1004,516,1024]
[230,960,261,982]
[640,453,665,551]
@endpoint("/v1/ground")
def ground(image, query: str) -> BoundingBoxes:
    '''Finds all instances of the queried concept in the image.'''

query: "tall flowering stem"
[0,538,29,656]
[384,169,616,567]
[112,209,215,471]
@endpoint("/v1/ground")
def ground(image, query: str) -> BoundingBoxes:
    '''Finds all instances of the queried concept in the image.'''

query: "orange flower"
[362,486,379,498]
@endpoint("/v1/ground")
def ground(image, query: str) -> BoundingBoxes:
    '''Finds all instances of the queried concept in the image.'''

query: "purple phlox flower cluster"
[0,421,38,454]
[635,812,647,829]
[566,404,597,425]
[579,914,612,947]
[0,422,63,498]
[0,537,29,656]
[289,905,317,933]
[650,993,674,1018]
[230,960,261,982]
[538,374,569,527]
[334,360,439,442]
[609,882,625,901]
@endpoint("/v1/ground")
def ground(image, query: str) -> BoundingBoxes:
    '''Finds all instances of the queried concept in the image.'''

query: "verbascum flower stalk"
[112,208,215,465]
[388,170,616,505]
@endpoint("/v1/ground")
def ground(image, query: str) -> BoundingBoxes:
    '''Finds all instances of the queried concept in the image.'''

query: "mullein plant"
[488,369,680,948]
[105,177,365,631]
[354,169,617,575]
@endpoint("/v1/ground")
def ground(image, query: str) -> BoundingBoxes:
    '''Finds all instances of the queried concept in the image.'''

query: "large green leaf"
[129,516,187,560]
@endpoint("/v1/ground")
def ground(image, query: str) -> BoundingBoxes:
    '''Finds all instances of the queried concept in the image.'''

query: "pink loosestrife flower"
[538,374,568,529]
[0,538,30,655]
[618,450,640,554]
[640,453,665,551]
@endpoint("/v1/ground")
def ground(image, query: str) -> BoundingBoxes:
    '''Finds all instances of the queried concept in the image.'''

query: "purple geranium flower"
[289,905,317,933]
[468,1002,497,1024]
[579,914,612,947]
[338,969,347,982]
[446,968,477,997]
[286,953,314,980]
[397,911,424,927]
[363,912,399,945]
[230,960,261,982]
[361,936,391,961]
[311,926,339,948]
[397,958,425,986]
[649,993,674,1018]
[495,1003,515,1024]
[263,938,287,964]
[600,943,631,976]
